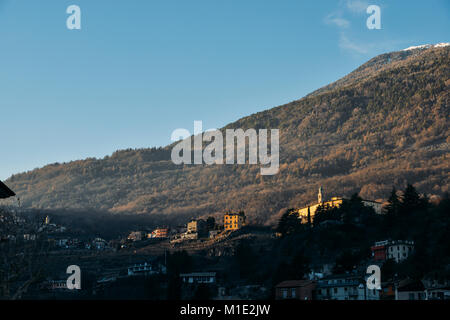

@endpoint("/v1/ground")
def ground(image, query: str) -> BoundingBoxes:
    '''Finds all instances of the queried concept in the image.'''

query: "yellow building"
[187,219,206,234]
[297,197,343,224]
[296,187,382,224]
[224,212,246,231]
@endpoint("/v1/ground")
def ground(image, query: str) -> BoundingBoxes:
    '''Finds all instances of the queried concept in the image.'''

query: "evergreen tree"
[277,208,302,235]
[307,207,312,226]
[419,193,431,211]
[313,204,331,226]
[400,184,421,215]
[385,187,401,216]
[290,251,311,279]
[339,193,374,224]
[235,240,257,277]
[332,250,363,274]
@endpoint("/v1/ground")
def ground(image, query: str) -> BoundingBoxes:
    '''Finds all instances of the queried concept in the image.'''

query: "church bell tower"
[318,187,323,204]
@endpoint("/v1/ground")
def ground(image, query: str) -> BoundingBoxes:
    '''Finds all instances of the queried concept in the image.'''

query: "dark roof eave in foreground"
[0,180,16,199]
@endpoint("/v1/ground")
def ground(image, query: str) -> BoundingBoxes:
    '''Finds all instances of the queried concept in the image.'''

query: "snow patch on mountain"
[403,43,449,51]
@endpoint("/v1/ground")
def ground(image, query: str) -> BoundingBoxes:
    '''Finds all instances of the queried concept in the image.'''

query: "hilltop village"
[1,181,449,300]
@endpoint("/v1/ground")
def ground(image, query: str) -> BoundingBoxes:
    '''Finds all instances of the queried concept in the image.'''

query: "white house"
[180,272,216,284]
[386,240,414,263]
[315,274,380,300]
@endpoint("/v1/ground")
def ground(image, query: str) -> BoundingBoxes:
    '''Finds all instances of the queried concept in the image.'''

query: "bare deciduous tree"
[0,207,49,300]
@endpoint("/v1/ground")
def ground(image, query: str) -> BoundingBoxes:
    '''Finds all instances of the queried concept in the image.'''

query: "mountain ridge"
[7,45,450,225]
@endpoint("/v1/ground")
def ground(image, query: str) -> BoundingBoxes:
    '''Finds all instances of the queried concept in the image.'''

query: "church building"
[296,187,382,224]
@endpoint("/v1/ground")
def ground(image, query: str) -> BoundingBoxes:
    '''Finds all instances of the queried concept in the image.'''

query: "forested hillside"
[7,46,449,225]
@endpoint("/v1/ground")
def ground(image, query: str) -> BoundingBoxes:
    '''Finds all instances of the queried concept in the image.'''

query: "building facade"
[224,212,246,231]
[187,219,207,236]
[371,241,388,261]
[425,287,450,300]
[315,274,380,300]
[275,280,316,300]
[386,240,414,263]
[180,272,216,284]
[371,240,414,263]
[127,231,144,242]
[396,279,426,300]
[149,228,169,239]
[128,262,165,276]
[297,187,383,224]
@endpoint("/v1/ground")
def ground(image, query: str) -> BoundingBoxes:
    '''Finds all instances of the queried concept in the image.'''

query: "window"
[334,288,338,294]
[291,288,296,298]
[282,289,288,299]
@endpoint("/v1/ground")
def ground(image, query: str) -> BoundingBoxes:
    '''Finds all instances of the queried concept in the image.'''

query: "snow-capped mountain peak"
[403,42,450,51]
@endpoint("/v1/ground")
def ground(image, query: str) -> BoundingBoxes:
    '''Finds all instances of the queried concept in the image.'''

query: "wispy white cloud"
[338,34,408,57]
[338,33,368,54]
[325,1,373,55]
[324,12,350,29]
[345,0,369,14]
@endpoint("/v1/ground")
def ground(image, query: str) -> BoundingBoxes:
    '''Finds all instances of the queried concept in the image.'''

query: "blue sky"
[0,0,449,180]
